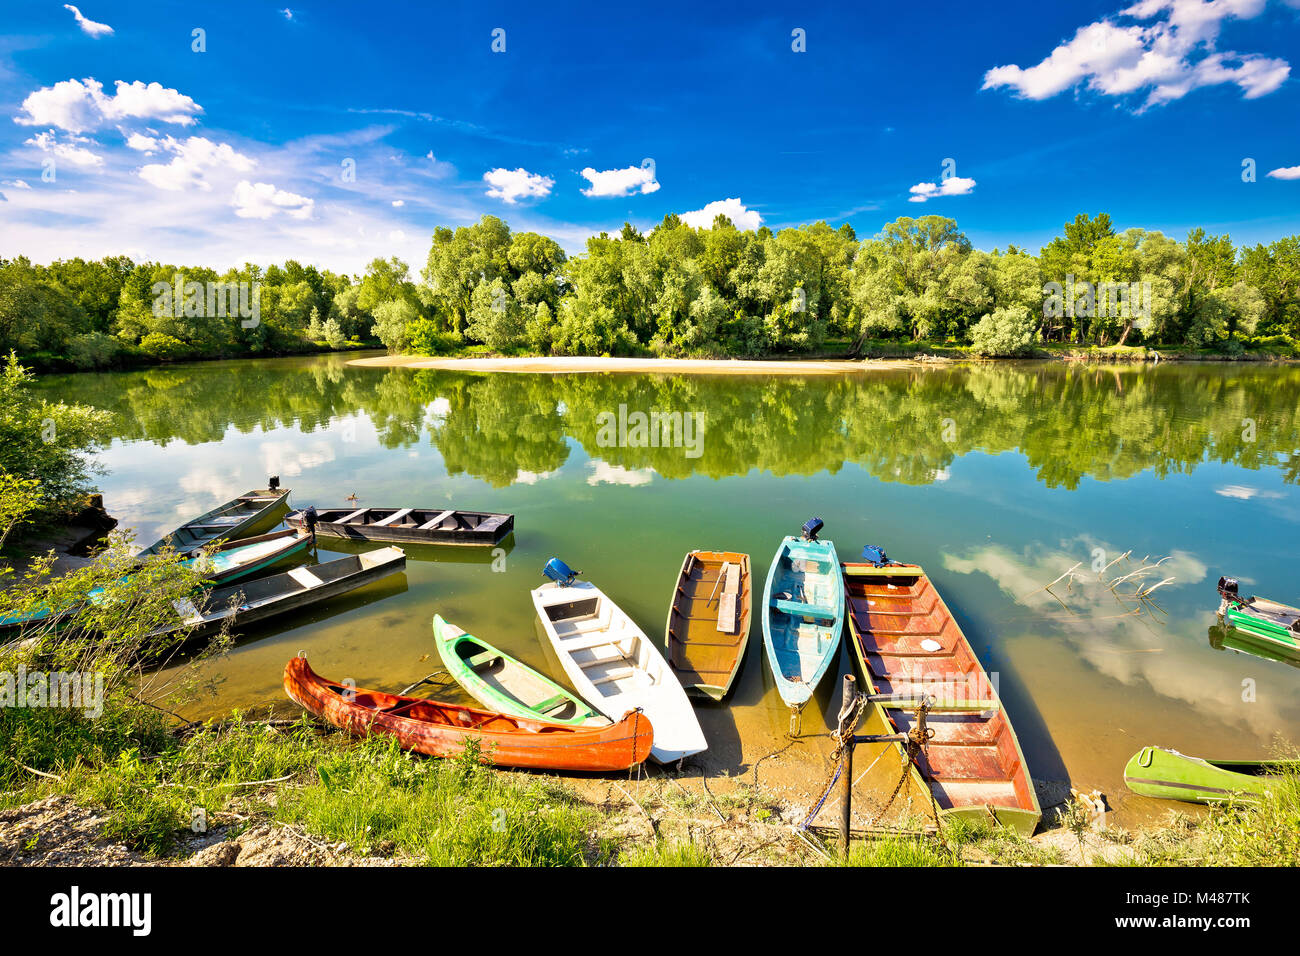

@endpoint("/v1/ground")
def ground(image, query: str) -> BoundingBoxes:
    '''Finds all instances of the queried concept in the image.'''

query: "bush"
[408,318,462,356]
[371,299,418,353]
[969,306,1038,357]
[67,332,121,369]
[138,332,194,361]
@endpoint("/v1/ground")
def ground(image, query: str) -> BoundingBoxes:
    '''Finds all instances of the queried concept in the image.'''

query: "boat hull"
[287,507,513,547]
[139,488,290,556]
[1222,602,1300,663]
[283,656,652,771]
[842,561,1042,837]
[664,550,752,700]
[1124,746,1297,804]
[761,537,844,708]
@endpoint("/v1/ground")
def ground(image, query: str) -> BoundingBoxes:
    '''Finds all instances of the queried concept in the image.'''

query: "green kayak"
[431,614,607,727]
[1124,746,1298,805]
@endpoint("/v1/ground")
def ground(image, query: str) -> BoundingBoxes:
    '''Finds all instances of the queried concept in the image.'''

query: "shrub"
[969,306,1038,357]
[138,332,193,361]
[408,318,462,355]
[67,332,121,369]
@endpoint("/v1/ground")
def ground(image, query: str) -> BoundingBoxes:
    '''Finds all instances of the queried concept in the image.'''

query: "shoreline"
[350,355,935,374]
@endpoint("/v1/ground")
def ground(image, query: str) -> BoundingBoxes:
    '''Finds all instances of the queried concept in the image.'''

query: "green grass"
[619,839,714,867]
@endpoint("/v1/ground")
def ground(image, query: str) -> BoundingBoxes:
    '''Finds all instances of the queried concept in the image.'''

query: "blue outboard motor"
[861,544,889,567]
[800,517,824,541]
[543,557,579,586]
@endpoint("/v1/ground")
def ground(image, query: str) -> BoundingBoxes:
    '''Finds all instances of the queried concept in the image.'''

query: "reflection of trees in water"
[39,359,1300,489]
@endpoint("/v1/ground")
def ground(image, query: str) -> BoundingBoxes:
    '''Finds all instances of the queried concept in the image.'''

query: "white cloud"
[1267,165,1300,180]
[15,78,202,133]
[63,4,113,38]
[580,163,660,197]
[125,132,160,153]
[982,0,1289,110]
[137,136,255,191]
[587,462,654,486]
[908,176,977,202]
[678,197,762,230]
[1,180,32,189]
[483,167,553,203]
[1215,484,1284,499]
[391,199,405,206]
[231,180,314,219]
[281,8,294,19]
[23,129,104,167]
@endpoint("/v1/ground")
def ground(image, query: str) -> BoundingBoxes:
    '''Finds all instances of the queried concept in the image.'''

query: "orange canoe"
[841,562,1041,836]
[283,656,653,772]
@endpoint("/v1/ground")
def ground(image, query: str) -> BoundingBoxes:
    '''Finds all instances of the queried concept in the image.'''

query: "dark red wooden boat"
[283,656,653,772]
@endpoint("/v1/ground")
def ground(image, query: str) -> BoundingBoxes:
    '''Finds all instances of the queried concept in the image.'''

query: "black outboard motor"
[1217,576,1240,604]
[268,475,281,491]
[800,517,824,541]
[303,505,319,541]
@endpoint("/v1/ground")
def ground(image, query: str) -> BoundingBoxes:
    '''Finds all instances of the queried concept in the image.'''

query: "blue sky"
[2,0,1298,272]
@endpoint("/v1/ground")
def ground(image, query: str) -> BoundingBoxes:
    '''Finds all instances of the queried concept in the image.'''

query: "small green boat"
[1124,746,1298,805]
[431,614,607,727]
[1216,576,1300,664]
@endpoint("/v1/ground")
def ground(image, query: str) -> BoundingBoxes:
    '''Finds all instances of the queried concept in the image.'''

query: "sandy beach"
[347,354,927,374]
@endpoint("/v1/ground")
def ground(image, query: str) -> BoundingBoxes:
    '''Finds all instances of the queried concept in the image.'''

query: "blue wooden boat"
[761,519,845,708]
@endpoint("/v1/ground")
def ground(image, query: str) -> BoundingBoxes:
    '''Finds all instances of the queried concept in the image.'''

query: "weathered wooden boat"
[0,528,312,632]
[286,507,513,546]
[665,550,752,700]
[283,655,652,771]
[842,553,1041,835]
[1124,746,1299,805]
[1217,576,1300,664]
[138,485,291,556]
[432,613,607,726]
[531,558,707,764]
[761,520,844,709]
[152,546,405,640]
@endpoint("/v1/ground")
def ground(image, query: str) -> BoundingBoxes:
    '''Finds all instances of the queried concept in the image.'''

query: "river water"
[36,353,1300,822]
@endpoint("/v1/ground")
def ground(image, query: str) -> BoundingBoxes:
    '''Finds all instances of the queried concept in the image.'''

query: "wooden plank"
[417,510,455,531]
[335,508,368,524]
[288,567,325,588]
[372,507,413,528]
[716,592,738,633]
[723,562,740,595]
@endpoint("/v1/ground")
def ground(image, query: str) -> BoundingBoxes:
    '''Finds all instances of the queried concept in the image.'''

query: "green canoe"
[1216,576,1300,664]
[1124,746,1298,805]
[431,614,607,727]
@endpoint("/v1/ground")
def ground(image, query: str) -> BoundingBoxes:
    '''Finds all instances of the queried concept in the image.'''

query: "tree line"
[2,212,1297,367]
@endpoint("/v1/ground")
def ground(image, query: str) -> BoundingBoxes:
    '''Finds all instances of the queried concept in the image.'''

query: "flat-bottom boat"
[531,558,707,764]
[665,550,752,700]
[1217,576,1300,664]
[1124,746,1299,804]
[287,506,513,546]
[432,614,607,726]
[283,655,652,771]
[138,484,290,556]
[842,553,1041,836]
[152,546,405,640]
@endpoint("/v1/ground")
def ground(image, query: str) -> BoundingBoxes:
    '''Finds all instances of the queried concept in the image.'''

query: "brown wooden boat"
[842,561,1041,835]
[283,655,653,772]
[664,550,752,700]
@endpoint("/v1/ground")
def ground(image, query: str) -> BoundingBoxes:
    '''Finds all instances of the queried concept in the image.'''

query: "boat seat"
[288,567,324,588]
[534,694,570,715]
[559,631,617,652]
[785,544,829,562]
[771,597,835,620]
[336,507,369,524]
[590,667,635,686]
[465,650,498,669]
[373,508,413,527]
[417,510,455,530]
[477,515,505,532]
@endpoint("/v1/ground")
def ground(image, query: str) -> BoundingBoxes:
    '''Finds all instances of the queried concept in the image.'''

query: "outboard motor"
[800,517,824,541]
[268,475,281,491]
[861,544,889,567]
[303,505,319,540]
[543,557,580,586]
[1217,576,1240,604]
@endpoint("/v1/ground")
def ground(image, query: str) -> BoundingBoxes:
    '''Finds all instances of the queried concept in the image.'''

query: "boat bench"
[770,597,836,620]
[785,544,830,563]
[559,631,618,652]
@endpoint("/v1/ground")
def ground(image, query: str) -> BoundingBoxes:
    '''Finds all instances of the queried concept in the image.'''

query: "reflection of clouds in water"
[177,466,245,517]
[586,461,654,487]
[423,398,451,428]
[1215,485,1284,500]
[514,469,559,485]
[259,439,336,478]
[943,542,1296,738]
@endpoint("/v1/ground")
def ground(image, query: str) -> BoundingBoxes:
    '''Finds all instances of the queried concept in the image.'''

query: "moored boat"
[1217,576,1300,663]
[286,506,513,546]
[665,550,752,700]
[761,519,844,709]
[842,547,1041,836]
[151,546,406,640]
[1124,746,1299,804]
[138,483,291,556]
[432,613,607,726]
[530,558,707,764]
[282,655,652,771]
